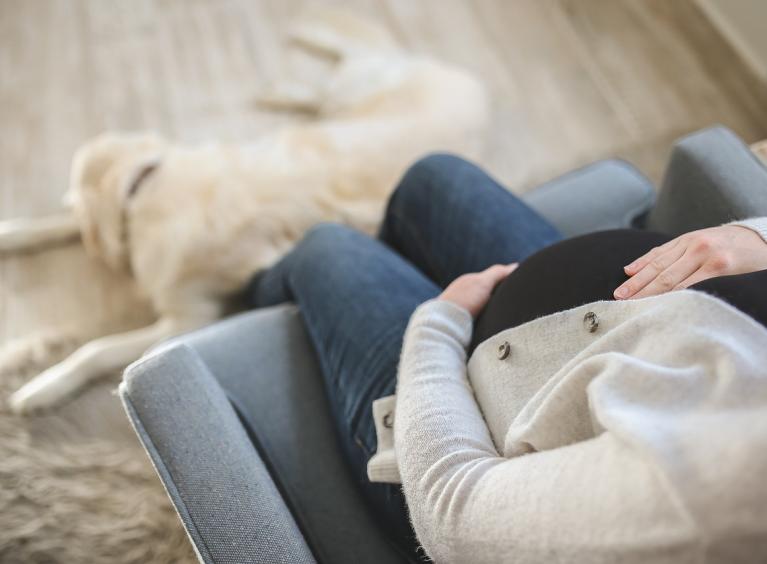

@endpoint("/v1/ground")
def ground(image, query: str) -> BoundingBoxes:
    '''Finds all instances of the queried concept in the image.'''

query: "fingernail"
[624,263,635,272]
[615,287,628,299]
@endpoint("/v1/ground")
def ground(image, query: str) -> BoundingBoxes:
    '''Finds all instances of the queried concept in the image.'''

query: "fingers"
[671,266,710,290]
[624,238,679,276]
[481,263,519,285]
[614,243,691,299]
[440,263,520,317]
[630,250,701,298]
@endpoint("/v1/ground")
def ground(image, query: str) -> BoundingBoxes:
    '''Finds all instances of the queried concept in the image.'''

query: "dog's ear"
[77,200,103,259]
[71,141,120,195]
[69,145,112,260]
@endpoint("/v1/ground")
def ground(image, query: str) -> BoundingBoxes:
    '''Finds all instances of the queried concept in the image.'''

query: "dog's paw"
[8,364,74,415]
[0,329,83,377]
[9,386,44,415]
[255,83,321,113]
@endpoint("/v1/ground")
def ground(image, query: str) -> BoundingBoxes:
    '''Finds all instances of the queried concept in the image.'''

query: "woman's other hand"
[614,225,767,300]
[439,263,518,317]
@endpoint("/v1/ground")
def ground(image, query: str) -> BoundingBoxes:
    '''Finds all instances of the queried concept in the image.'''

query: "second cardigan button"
[583,311,599,333]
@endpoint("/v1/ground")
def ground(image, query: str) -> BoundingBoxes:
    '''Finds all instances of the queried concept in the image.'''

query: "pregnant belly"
[470,228,674,353]
[471,227,767,354]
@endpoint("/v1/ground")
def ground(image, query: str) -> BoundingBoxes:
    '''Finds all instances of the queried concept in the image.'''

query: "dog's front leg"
[0,212,80,253]
[8,316,201,415]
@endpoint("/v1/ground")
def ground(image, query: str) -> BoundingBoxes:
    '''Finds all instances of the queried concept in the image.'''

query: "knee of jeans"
[290,223,370,288]
[298,222,362,259]
[391,152,473,213]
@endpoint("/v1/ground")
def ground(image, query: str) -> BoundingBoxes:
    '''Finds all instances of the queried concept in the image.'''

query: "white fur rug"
[0,329,194,563]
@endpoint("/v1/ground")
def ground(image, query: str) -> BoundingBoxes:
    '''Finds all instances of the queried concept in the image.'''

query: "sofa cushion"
[522,158,656,237]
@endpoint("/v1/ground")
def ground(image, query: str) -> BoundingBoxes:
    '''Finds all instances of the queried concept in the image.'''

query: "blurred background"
[1,0,766,562]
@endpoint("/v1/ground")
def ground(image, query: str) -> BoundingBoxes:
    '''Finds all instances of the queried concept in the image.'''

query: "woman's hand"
[614,225,767,300]
[439,263,518,317]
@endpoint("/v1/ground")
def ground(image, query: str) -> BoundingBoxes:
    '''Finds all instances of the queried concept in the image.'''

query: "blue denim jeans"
[246,154,563,556]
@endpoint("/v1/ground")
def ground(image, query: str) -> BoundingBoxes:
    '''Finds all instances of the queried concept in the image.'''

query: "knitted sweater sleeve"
[723,216,767,244]
[394,299,691,564]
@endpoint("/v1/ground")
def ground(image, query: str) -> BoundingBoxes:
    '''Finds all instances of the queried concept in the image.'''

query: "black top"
[471,229,767,354]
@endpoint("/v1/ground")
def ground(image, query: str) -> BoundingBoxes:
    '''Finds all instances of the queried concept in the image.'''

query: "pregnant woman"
[246,154,767,563]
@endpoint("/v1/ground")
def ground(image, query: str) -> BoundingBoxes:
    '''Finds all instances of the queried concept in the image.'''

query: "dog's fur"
[4,9,488,414]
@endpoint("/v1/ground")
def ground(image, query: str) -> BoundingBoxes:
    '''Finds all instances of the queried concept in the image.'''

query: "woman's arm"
[395,298,692,563]
[613,216,767,300]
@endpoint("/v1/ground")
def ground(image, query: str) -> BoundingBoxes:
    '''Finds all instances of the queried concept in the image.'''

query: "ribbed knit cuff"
[723,217,767,244]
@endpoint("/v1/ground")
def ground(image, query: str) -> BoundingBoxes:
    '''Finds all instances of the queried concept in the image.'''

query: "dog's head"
[65,132,168,271]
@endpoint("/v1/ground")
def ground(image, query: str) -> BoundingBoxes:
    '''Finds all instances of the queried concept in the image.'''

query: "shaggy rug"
[0,328,195,563]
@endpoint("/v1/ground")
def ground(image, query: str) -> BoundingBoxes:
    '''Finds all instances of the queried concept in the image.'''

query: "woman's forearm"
[395,299,503,561]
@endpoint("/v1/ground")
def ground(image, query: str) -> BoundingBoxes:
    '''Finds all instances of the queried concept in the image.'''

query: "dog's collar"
[127,162,160,200]
[120,161,161,275]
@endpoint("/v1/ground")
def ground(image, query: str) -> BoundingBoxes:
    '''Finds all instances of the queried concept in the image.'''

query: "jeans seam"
[345,319,405,455]
[354,435,372,458]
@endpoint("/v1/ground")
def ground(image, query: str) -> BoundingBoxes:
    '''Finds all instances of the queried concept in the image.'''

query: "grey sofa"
[120,126,767,564]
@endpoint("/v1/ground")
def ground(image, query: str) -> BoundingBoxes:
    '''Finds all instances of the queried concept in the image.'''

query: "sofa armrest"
[521,159,656,237]
[120,344,316,564]
[135,305,411,564]
[646,126,767,236]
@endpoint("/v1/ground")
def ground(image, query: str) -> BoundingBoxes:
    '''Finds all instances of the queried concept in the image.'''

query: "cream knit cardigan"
[367,218,767,563]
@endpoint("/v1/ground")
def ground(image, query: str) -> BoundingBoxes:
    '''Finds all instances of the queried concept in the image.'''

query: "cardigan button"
[583,311,599,333]
[497,341,511,360]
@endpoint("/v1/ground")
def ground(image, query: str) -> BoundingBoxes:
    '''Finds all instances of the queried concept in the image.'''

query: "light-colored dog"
[4,10,488,414]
